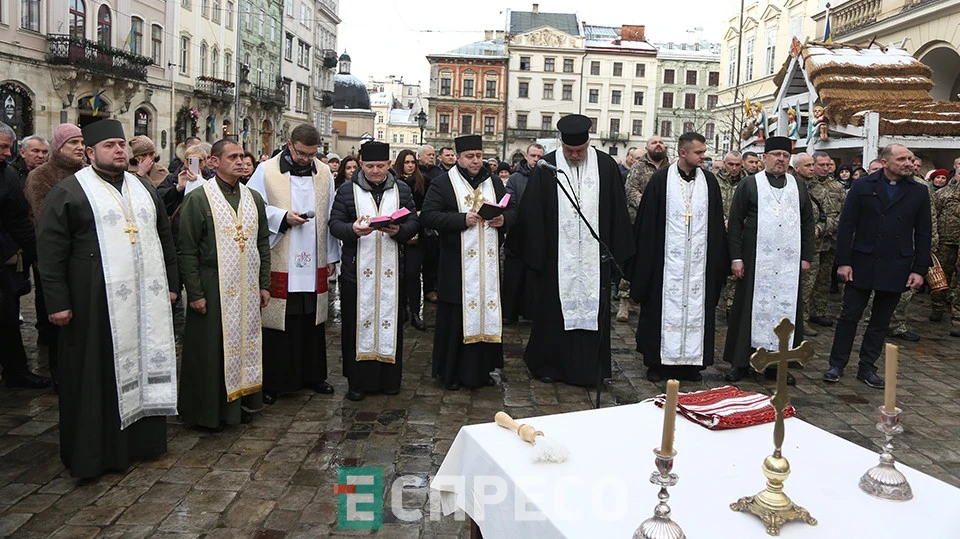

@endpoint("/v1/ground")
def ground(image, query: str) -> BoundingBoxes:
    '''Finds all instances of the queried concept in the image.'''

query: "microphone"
[301,211,316,219]
[536,159,559,172]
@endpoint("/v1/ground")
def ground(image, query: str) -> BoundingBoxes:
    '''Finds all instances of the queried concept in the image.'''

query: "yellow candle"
[884,344,898,413]
[660,379,680,455]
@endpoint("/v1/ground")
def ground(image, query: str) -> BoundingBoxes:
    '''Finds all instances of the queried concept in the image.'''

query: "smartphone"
[188,157,200,175]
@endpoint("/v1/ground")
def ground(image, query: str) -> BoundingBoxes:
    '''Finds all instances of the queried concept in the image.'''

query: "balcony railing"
[195,76,235,102]
[508,128,558,140]
[47,34,153,81]
[831,0,882,36]
[254,86,286,109]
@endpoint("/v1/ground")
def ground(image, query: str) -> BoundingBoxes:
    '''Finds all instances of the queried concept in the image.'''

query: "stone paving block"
[0,482,40,506]
[7,421,56,437]
[0,512,33,536]
[221,495,275,528]
[94,486,149,508]
[297,501,337,525]
[262,507,300,531]
[229,439,276,454]
[213,453,262,472]
[93,524,155,538]
[10,493,60,513]
[64,504,125,526]
[177,490,237,513]
[116,502,174,526]
[253,462,298,482]
[264,445,311,463]
[157,510,220,534]
[200,528,253,539]
[195,470,250,491]
[47,524,100,538]
[160,467,209,485]
[138,482,192,505]
[175,450,223,468]
[241,480,287,501]
[276,485,317,511]
[116,468,166,489]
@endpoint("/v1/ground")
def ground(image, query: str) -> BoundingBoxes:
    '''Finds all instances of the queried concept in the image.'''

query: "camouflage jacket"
[933,182,960,245]
[808,175,846,252]
[916,176,940,247]
[624,154,668,221]
[716,168,746,220]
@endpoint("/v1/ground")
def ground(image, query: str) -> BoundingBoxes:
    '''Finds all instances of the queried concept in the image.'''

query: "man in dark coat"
[508,115,635,387]
[417,144,443,303]
[630,133,729,382]
[824,144,932,388]
[502,142,544,322]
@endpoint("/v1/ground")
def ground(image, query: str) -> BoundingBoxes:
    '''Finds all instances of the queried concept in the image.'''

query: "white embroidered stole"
[203,181,263,401]
[752,171,802,349]
[449,167,502,343]
[354,183,400,363]
[75,167,177,429]
[555,147,601,331]
[661,164,709,366]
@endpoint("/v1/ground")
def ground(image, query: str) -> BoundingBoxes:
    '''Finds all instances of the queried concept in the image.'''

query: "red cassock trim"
[269,266,328,299]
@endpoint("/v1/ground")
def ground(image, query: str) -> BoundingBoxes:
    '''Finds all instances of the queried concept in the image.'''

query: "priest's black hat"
[557,114,591,146]
[454,135,482,153]
[82,119,125,148]
[360,141,390,161]
[764,136,792,154]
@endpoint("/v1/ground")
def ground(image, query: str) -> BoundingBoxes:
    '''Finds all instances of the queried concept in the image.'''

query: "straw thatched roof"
[780,42,960,136]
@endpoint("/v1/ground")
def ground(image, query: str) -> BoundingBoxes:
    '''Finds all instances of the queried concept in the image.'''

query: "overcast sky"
[338,1,729,88]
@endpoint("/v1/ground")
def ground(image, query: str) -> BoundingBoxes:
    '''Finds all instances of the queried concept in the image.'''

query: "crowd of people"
[0,113,951,480]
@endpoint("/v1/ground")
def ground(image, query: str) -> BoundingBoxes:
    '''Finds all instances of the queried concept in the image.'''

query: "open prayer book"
[477,194,510,221]
[369,207,411,229]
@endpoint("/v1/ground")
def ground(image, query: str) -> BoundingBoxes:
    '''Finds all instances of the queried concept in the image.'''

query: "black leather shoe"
[314,381,334,394]
[346,389,366,401]
[810,316,834,327]
[539,376,555,384]
[240,410,253,424]
[262,392,277,405]
[823,366,843,383]
[724,367,749,382]
[929,312,943,322]
[4,371,52,389]
[892,331,920,342]
[383,388,400,395]
[411,313,426,331]
[764,368,796,385]
[444,382,461,391]
[486,375,496,386]
[646,368,664,383]
[857,371,885,389]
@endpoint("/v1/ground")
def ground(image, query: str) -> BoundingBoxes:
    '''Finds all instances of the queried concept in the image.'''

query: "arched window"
[211,47,219,79]
[97,4,111,45]
[134,107,151,137]
[130,17,143,55]
[199,43,208,77]
[69,0,86,38]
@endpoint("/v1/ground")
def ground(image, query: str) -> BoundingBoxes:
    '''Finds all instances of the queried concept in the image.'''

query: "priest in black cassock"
[421,135,515,391]
[724,136,815,385]
[508,115,634,386]
[630,132,729,383]
[37,120,179,478]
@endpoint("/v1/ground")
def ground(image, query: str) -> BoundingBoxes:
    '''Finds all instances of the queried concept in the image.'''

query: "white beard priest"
[723,136,815,385]
[507,114,635,387]
[247,124,340,404]
[629,132,730,383]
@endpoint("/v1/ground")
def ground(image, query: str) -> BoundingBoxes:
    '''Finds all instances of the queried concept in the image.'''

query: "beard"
[94,158,127,174]
[647,149,666,162]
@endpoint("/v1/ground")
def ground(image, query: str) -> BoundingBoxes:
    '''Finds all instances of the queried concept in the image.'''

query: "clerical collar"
[279,149,317,177]
[456,164,490,186]
[215,175,241,194]
[677,166,697,182]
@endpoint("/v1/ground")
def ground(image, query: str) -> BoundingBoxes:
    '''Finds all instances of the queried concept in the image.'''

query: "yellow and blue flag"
[824,5,833,44]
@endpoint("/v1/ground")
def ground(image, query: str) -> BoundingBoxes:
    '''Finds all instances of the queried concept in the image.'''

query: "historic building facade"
[312,0,339,150]
[235,0,283,156]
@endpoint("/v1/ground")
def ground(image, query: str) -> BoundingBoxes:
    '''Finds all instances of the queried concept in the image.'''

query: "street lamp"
[417,110,427,145]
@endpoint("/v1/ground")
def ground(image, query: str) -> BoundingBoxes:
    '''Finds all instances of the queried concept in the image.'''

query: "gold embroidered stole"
[354,183,400,363]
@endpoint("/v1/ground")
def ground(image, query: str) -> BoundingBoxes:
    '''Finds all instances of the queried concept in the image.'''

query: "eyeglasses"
[290,145,315,159]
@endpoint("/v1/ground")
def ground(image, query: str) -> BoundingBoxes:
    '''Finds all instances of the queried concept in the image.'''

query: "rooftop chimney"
[532,3,539,14]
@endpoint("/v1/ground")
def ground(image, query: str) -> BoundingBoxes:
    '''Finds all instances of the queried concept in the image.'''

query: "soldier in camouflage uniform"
[617,135,668,322]
[930,180,960,335]
[793,153,822,336]
[716,151,746,319]
[806,151,846,331]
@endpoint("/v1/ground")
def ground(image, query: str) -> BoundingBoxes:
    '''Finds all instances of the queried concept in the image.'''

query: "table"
[431,402,960,538]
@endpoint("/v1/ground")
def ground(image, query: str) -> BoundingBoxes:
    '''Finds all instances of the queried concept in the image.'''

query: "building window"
[686,70,697,85]
[660,121,672,137]
[705,123,715,140]
[613,62,623,77]
[590,61,600,75]
[182,0,190,8]
[562,84,572,100]
[285,0,292,17]
[662,92,674,109]
[518,81,528,98]
[544,57,555,72]
[485,79,497,98]
[519,56,530,71]
[258,9,264,34]
[69,0,85,38]
[563,58,574,72]
[683,121,694,134]
[516,113,527,129]
[377,114,383,123]
[611,90,622,105]
[634,91,644,106]
[300,4,311,27]
[484,116,495,135]
[765,28,776,75]
[588,89,599,104]
[199,43,207,76]
[790,15,803,39]
[708,71,719,86]
[540,114,552,131]
[296,84,309,113]
[632,119,643,136]
[684,93,696,109]
[609,118,620,135]
[392,133,397,143]
[212,0,220,23]
[202,0,210,18]
[297,40,310,69]
[609,146,618,156]
[745,37,755,82]
[412,135,418,144]
[463,79,474,97]
[707,95,718,109]
[728,46,737,85]
[440,78,451,96]
[225,1,233,28]
[543,83,553,100]
[180,36,189,75]
[399,134,404,143]
[130,17,143,55]
[635,63,646,77]
[243,4,249,29]
[211,47,219,78]
[97,5,111,45]
[461,115,473,134]
[663,69,675,84]
[151,24,162,64]
[588,117,597,133]
[377,130,384,140]
[284,34,293,61]
[21,0,40,31]
[225,51,232,81]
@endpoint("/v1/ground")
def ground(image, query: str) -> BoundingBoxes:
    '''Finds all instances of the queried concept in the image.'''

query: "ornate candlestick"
[730,319,817,536]
[859,406,913,501]
[634,449,685,539]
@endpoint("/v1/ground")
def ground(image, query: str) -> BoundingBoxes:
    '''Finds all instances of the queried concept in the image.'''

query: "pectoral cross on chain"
[234,225,249,253]
[750,318,815,457]
[683,210,693,227]
[123,221,139,243]
[464,188,485,212]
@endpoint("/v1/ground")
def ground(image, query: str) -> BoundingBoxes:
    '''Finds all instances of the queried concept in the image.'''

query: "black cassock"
[628,167,729,377]
[508,149,634,386]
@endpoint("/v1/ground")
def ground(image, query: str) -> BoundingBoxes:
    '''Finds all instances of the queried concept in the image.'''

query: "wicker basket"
[927,253,949,292]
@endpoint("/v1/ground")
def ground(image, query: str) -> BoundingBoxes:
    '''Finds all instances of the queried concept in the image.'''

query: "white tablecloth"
[431,402,960,538]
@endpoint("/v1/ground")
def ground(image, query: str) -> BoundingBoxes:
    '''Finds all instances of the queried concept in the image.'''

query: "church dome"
[333,50,370,109]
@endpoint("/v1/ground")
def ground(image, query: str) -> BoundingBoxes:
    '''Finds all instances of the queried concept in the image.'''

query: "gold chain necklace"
[93,170,140,243]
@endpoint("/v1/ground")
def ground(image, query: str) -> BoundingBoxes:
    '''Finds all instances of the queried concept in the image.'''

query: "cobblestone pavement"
[1,286,959,537]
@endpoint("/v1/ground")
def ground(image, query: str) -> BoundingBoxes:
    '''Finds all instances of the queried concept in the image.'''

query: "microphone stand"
[548,166,624,410]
